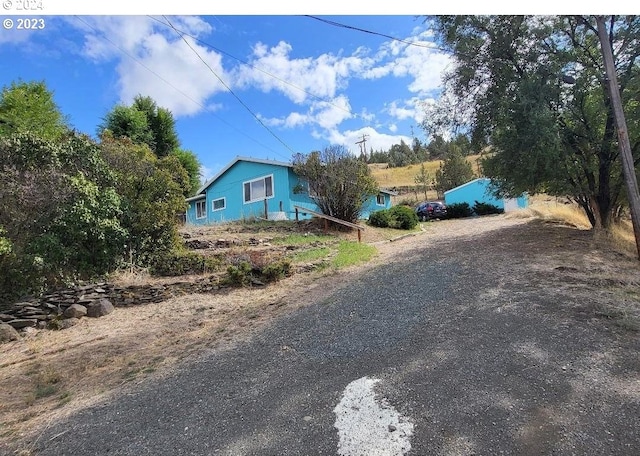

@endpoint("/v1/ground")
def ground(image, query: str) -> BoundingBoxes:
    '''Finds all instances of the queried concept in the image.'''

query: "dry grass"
[369,155,482,188]
[507,194,637,257]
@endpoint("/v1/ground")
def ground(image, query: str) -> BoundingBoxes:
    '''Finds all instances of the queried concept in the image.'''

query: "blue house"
[444,178,528,212]
[185,156,394,225]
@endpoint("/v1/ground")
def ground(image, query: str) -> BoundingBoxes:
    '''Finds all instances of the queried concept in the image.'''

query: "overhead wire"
[147,15,354,118]
[161,15,296,159]
[72,15,286,158]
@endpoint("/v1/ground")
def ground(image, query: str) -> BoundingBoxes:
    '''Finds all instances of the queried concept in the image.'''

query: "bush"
[473,201,504,216]
[446,202,473,219]
[261,259,292,283]
[225,261,253,287]
[388,205,419,230]
[368,209,392,228]
[150,250,222,276]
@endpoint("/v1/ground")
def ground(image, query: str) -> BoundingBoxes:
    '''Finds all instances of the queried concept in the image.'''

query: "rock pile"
[0,276,222,335]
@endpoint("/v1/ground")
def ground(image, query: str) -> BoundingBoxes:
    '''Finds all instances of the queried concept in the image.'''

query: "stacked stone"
[0,275,224,336]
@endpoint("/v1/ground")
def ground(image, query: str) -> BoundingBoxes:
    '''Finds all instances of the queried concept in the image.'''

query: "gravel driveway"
[28,216,640,455]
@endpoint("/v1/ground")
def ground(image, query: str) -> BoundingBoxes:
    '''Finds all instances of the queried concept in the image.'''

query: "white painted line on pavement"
[334,376,414,456]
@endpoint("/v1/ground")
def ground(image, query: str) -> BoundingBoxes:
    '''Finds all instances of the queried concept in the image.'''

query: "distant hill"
[369,154,482,189]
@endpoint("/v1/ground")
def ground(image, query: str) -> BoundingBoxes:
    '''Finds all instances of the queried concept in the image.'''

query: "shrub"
[388,205,419,230]
[446,202,473,219]
[150,250,222,276]
[473,201,504,216]
[368,209,391,228]
[225,261,253,287]
[261,259,292,283]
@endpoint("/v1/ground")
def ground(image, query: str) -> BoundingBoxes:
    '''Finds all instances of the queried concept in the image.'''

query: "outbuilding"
[444,178,528,212]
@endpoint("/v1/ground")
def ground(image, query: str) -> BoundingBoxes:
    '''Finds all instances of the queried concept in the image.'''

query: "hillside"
[369,154,482,189]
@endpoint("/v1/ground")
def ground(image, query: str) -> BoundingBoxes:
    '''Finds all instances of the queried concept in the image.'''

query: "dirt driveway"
[2,214,640,455]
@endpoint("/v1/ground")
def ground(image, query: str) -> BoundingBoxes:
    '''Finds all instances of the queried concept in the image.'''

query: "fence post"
[264,199,268,220]
[295,207,299,222]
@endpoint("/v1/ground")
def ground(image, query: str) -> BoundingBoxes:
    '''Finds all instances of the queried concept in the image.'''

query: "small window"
[212,197,226,211]
[195,200,206,219]
[244,175,273,203]
[376,193,385,206]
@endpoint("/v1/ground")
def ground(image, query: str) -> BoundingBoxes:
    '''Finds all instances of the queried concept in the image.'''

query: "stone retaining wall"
[0,276,222,332]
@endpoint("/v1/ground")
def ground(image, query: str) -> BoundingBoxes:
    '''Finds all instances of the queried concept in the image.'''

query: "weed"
[291,247,330,263]
[332,241,377,268]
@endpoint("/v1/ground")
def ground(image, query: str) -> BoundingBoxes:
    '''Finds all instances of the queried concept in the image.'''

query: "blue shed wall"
[444,178,505,209]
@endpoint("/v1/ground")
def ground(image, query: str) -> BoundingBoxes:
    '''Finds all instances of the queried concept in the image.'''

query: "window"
[212,197,226,211]
[243,175,273,203]
[195,200,206,219]
[376,193,386,206]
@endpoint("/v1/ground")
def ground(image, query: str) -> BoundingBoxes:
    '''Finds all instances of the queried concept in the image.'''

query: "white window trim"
[195,200,206,219]
[376,193,386,206]
[243,174,274,204]
[212,197,226,211]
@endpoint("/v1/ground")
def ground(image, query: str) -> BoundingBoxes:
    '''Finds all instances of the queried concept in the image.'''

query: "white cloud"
[235,41,371,104]
[260,95,353,131]
[327,126,412,155]
[361,30,451,96]
[75,16,227,116]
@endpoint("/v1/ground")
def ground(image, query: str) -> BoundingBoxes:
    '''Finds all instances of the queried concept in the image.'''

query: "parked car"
[415,201,447,221]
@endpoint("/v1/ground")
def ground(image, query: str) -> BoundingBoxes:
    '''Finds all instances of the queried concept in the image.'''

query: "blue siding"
[444,178,528,211]
[185,157,394,224]
[362,192,392,219]
[444,178,504,209]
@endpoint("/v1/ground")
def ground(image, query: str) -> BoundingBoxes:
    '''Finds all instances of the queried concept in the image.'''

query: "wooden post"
[357,229,361,243]
[264,199,268,220]
[295,207,299,222]
[597,17,640,259]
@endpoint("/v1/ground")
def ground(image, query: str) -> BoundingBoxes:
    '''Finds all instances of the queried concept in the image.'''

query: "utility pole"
[355,134,369,162]
[596,16,640,260]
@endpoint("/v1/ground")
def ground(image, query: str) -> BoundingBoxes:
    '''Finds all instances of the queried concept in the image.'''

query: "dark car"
[415,201,447,221]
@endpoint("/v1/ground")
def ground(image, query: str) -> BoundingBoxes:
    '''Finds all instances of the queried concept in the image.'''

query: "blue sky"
[0,14,455,181]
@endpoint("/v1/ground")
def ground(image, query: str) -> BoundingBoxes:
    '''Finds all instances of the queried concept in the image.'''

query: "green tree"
[171,148,202,196]
[414,163,432,199]
[388,140,417,167]
[99,134,188,266]
[292,145,379,223]
[425,15,640,230]
[434,146,475,196]
[98,104,153,146]
[99,95,201,197]
[0,80,68,140]
[132,95,180,158]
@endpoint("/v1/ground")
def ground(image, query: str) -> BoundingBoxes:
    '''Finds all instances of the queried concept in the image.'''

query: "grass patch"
[272,233,333,245]
[332,241,377,268]
[291,247,331,262]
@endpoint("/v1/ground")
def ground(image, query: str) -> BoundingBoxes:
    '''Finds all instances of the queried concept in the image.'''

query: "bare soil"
[1,214,639,454]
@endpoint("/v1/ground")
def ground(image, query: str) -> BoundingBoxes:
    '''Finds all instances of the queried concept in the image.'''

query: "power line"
[304,16,445,52]
[72,15,287,158]
[148,15,354,118]
[162,15,296,159]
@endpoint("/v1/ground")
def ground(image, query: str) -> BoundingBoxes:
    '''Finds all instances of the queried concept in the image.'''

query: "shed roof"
[443,177,490,195]
[195,156,292,196]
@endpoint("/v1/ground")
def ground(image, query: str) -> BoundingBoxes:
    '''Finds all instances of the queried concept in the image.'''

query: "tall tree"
[0,80,68,140]
[424,15,640,230]
[292,145,379,223]
[99,95,200,196]
[434,146,475,196]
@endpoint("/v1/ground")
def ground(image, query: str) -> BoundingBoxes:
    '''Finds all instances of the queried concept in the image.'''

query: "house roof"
[443,177,490,195]
[195,156,292,195]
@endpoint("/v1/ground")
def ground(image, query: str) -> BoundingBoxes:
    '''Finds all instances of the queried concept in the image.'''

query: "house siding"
[444,178,528,212]
[185,157,394,224]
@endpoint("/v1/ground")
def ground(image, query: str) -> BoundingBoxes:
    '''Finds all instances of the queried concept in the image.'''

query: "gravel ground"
[9,215,640,455]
